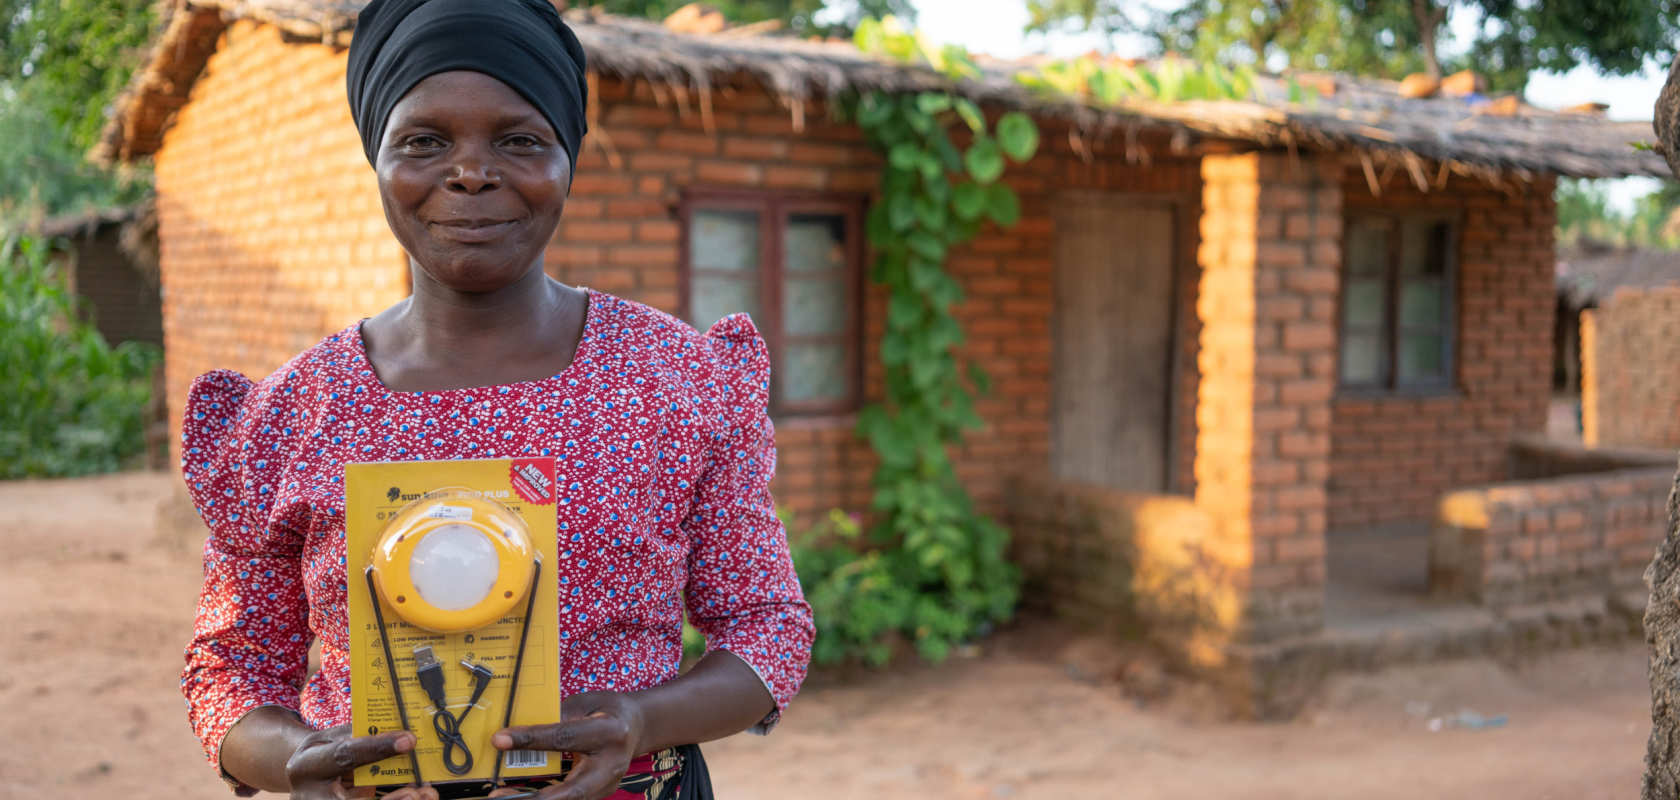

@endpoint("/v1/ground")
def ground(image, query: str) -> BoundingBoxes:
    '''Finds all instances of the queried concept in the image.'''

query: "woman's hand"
[284,724,437,800]
[490,691,647,800]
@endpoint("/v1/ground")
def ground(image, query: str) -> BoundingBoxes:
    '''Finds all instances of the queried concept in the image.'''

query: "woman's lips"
[429,219,518,244]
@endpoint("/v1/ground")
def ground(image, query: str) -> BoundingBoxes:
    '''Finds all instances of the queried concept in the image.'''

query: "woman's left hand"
[490,691,647,800]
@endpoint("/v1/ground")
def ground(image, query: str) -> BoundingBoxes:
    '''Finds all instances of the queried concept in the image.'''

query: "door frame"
[1052,189,1199,495]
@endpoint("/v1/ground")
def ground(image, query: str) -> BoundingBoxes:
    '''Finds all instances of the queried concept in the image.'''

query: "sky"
[903,0,1668,213]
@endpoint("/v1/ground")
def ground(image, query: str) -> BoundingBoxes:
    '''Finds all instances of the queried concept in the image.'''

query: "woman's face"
[377,70,570,292]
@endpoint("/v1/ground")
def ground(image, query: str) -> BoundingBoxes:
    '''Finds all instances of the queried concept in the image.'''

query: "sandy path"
[0,472,1655,799]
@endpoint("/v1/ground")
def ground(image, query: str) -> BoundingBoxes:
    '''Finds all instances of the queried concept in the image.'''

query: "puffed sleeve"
[681,314,815,732]
[179,369,314,794]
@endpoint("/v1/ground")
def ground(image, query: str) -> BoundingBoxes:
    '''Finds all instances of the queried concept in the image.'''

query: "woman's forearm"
[624,649,775,755]
[219,705,318,793]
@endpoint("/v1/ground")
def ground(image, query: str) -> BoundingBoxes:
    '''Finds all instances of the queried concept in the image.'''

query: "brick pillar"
[1195,152,1341,647]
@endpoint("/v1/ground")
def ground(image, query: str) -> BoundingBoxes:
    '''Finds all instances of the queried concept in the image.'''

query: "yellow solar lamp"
[370,488,536,634]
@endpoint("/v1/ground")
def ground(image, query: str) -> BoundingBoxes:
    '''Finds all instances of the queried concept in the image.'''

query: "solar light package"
[346,457,563,789]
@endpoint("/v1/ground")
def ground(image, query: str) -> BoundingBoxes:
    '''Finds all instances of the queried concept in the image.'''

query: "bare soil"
[0,473,1654,799]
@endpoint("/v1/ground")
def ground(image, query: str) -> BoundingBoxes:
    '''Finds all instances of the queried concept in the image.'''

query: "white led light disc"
[409,524,499,611]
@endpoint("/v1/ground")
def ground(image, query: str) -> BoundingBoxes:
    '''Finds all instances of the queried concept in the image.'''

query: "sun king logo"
[385,487,423,503]
[509,457,557,506]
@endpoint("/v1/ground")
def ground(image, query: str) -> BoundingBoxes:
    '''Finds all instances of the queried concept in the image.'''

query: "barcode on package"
[505,750,548,769]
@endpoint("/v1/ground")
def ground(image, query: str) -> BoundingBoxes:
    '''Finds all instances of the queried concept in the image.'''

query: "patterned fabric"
[373,747,700,800]
[179,290,814,794]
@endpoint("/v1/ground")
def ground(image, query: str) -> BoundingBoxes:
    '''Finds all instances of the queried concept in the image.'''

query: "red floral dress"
[180,290,814,794]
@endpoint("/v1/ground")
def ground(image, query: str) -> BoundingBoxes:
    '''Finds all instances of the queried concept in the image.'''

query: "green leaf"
[907,232,947,262]
[995,112,1040,162]
[916,92,953,115]
[865,203,893,246]
[913,196,947,229]
[953,98,984,133]
[853,17,883,54]
[963,136,1005,185]
[985,184,1020,227]
[899,95,934,134]
[916,151,944,181]
[950,182,986,222]
[887,193,917,232]
[888,142,921,171]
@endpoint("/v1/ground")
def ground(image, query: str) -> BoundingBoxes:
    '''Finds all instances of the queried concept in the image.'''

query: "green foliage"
[0,92,151,224]
[1556,178,1680,249]
[1,0,159,152]
[1023,0,1676,92]
[571,0,914,36]
[785,17,1036,666]
[1466,0,1678,92]
[1015,54,1257,105]
[0,234,160,478]
[1,0,159,223]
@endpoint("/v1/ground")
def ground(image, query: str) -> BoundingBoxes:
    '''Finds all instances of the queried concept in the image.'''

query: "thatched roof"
[1558,242,1680,310]
[99,0,1668,180]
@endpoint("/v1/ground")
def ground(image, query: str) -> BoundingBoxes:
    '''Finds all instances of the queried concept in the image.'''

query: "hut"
[28,200,163,348]
[107,0,1673,712]
[1554,243,1680,449]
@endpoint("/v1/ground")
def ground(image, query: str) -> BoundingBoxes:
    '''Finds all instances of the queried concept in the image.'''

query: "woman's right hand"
[284,724,437,800]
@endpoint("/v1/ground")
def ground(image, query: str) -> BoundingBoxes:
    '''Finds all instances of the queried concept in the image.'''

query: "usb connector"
[413,645,449,710]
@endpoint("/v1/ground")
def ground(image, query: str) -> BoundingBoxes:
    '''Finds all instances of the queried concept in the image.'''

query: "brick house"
[108,1,1673,711]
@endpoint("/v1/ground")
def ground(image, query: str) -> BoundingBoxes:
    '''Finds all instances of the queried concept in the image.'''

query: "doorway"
[1050,195,1176,493]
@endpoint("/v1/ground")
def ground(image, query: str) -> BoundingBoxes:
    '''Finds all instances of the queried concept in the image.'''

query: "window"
[1339,215,1457,390]
[683,192,864,415]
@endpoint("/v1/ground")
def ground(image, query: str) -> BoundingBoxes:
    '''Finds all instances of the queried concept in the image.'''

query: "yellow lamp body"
[370,488,536,633]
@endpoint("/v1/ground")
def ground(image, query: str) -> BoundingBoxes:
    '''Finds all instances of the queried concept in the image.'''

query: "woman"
[178,1,814,797]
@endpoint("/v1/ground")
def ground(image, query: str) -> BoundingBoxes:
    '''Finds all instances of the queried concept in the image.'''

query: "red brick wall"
[1328,173,1557,531]
[151,24,1203,532]
[154,21,407,449]
[1431,467,1669,608]
[551,74,1203,526]
[1582,287,1680,449]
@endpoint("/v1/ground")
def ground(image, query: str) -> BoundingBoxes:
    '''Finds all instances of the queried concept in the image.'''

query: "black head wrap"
[346,0,589,177]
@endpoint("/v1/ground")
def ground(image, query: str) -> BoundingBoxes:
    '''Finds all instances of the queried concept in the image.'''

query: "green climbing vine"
[791,17,1038,666]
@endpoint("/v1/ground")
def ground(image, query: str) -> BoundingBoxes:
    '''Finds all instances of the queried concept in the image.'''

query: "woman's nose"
[447,158,501,194]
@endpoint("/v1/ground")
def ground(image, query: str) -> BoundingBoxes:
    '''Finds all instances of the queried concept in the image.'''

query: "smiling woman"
[177,1,814,799]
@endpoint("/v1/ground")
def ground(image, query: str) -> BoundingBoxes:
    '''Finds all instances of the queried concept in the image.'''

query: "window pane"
[784,277,848,336]
[1398,333,1446,384]
[1343,278,1385,326]
[1340,330,1384,385]
[1399,279,1445,327]
[782,342,850,404]
[691,210,759,272]
[691,275,759,331]
[784,214,846,273]
[1347,221,1388,277]
[1401,219,1451,277]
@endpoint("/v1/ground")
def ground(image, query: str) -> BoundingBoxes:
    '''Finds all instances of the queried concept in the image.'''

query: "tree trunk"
[1654,55,1680,179]
[1410,0,1447,79]
[1644,61,1680,800]
[1639,63,1680,800]
[1646,467,1680,798]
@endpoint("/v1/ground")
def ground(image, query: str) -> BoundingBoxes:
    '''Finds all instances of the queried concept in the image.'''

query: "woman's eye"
[503,135,540,148]
[405,135,444,150]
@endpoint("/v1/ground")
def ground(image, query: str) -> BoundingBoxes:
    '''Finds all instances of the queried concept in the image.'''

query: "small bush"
[0,234,160,478]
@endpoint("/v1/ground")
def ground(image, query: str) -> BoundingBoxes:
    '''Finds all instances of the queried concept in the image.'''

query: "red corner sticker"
[509,457,557,506]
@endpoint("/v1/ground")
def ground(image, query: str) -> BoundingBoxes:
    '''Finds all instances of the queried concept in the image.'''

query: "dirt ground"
[0,472,1656,799]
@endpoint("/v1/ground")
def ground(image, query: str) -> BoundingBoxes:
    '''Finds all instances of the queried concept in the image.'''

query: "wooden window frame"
[1337,211,1461,395]
[679,188,867,417]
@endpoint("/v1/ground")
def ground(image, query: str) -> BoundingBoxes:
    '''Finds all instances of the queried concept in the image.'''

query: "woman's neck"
[360,261,590,393]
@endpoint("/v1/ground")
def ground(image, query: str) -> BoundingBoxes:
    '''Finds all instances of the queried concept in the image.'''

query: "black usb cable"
[413,645,496,776]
